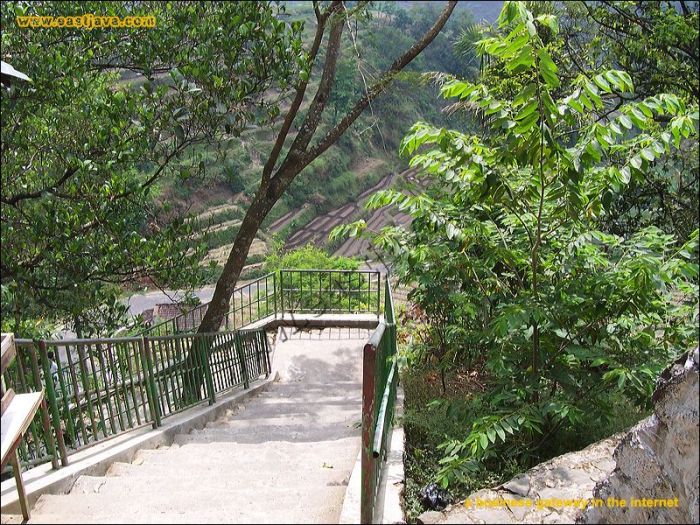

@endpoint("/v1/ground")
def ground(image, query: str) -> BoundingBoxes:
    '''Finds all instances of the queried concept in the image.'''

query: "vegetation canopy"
[332,0,699,489]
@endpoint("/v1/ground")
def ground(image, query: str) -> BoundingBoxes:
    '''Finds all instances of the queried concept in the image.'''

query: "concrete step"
[69,476,109,495]
[105,462,140,477]
[133,443,357,471]
[130,448,169,466]
[25,333,367,525]
[31,491,329,524]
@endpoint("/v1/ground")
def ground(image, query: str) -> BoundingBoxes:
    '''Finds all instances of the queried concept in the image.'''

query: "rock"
[579,348,699,524]
[501,474,530,497]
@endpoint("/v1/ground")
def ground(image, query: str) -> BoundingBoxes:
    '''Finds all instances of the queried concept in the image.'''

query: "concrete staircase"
[24,328,370,524]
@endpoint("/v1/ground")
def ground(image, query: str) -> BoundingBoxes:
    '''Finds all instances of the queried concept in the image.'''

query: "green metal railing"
[3,329,269,470]
[3,268,383,472]
[144,269,382,336]
[224,272,278,330]
[279,269,381,316]
[361,277,399,524]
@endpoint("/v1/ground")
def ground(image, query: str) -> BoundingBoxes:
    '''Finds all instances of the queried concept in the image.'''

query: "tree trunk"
[181,1,457,399]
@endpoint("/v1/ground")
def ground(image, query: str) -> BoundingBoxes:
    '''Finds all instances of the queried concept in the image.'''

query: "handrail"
[3,268,386,473]
[2,328,270,470]
[144,269,382,336]
[361,276,399,523]
[371,356,397,458]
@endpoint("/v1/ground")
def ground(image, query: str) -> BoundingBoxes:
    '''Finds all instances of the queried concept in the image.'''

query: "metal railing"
[3,268,385,472]
[3,329,270,470]
[144,269,382,336]
[361,277,399,524]
[279,269,381,316]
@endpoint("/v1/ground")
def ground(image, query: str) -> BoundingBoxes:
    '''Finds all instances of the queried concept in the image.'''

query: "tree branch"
[305,1,458,165]
[2,166,79,206]
[277,4,346,175]
[262,1,342,183]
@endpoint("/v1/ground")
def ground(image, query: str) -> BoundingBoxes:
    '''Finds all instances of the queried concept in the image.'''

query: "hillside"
[154,1,491,278]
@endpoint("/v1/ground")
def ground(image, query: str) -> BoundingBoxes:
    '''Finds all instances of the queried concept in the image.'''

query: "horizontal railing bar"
[148,331,235,341]
[16,337,143,345]
[281,269,379,274]
[372,357,397,458]
[367,322,387,349]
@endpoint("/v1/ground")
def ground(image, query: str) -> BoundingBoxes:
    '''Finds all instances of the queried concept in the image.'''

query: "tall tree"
[1,1,305,335]
[196,0,457,334]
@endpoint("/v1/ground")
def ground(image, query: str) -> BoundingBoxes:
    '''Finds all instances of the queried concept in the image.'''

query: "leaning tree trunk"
[179,1,457,401]
[181,173,295,401]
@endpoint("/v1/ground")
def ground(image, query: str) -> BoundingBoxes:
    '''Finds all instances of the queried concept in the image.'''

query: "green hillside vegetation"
[154,2,478,274]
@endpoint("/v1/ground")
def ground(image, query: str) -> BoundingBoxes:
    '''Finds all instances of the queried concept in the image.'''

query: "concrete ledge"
[375,426,406,524]
[340,388,405,524]
[340,449,363,524]
[247,313,380,331]
[0,372,278,515]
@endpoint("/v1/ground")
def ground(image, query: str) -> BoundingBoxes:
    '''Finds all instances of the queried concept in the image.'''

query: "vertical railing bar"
[111,342,133,430]
[53,344,78,451]
[280,271,285,316]
[38,341,68,466]
[125,340,143,426]
[235,331,249,389]
[85,342,111,438]
[75,343,99,442]
[27,344,59,469]
[212,335,222,392]
[104,343,126,431]
[201,335,216,404]
[227,333,235,388]
[140,337,161,428]
[158,339,174,417]
[172,336,183,409]
[94,343,117,436]
[64,345,89,446]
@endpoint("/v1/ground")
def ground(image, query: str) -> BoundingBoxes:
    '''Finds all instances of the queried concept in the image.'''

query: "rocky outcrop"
[579,347,699,524]
[417,348,699,524]
[416,435,622,524]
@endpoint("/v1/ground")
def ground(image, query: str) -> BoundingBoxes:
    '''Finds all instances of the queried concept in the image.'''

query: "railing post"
[377,273,382,318]
[279,270,285,316]
[235,332,250,389]
[139,336,161,428]
[361,341,377,524]
[199,336,216,405]
[273,272,278,317]
[38,341,68,467]
[261,331,271,378]
[28,343,59,470]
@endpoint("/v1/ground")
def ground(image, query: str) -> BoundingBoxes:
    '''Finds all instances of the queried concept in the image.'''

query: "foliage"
[557,1,700,241]
[264,246,373,313]
[561,1,699,102]
[333,0,699,489]
[1,1,305,335]
[264,245,359,273]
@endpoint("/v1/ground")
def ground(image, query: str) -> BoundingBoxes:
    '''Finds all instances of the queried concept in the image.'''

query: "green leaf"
[538,49,559,88]
[479,433,489,450]
[619,115,633,129]
[487,428,497,444]
[496,426,507,442]
[535,14,559,34]
[174,124,185,144]
[506,44,534,72]
[640,148,655,162]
